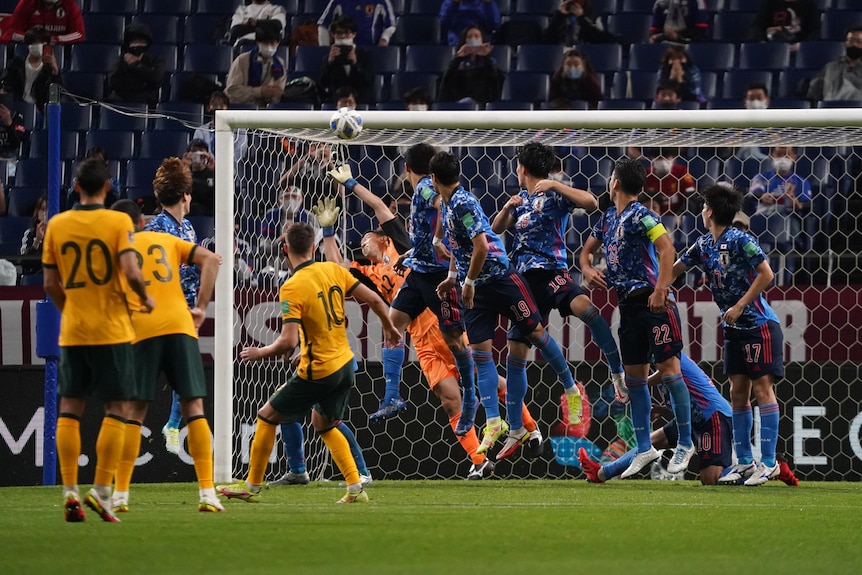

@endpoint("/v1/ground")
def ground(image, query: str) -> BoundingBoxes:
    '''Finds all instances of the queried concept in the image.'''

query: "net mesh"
[225,115,862,482]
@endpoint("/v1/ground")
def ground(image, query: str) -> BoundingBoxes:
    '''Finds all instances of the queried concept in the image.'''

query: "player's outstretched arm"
[579,235,607,290]
[313,197,350,268]
[350,283,401,347]
[241,321,299,361]
[119,251,154,313]
[327,164,395,225]
[190,246,220,329]
[491,193,521,234]
[534,179,598,210]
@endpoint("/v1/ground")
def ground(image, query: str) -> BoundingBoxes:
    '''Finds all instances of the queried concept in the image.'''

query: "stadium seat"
[652,100,700,109]
[721,70,774,99]
[821,11,862,41]
[432,101,479,111]
[28,131,80,160]
[496,15,547,46]
[591,0,618,14]
[196,0,235,13]
[186,217,215,242]
[294,45,331,75]
[0,217,32,256]
[89,0,138,14]
[376,101,406,110]
[598,99,646,110]
[13,159,49,188]
[739,43,791,70]
[142,0,192,15]
[404,45,454,73]
[367,46,402,75]
[126,159,167,189]
[81,14,126,45]
[501,72,549,104]
[126,186,155,204]
[69,44,120,73]
[409,0,443,14]
[86,131,136,161]
[184,14,228,44]
[795,41,845,70]
[391,72,439,102]
[611,70,658,100]
[777,69,814,99]
[150,44,178,73]
[61,73,106,101]
[687,43,735,71]
[538,100,588,110]
[130,15,179,44]
[390,14,442,45]
[371,74,390,102]
[19,272,44,286]
[153,102,204,130]
[182,45,233,75]
[628,43,668,70]
[6,187,44,217]
[578,44,623,73]
[139,131,190,159]
[267,102,315,110]
[388,0,405,14]
[817,100,862,108]
[516,45,564,73]
[606,13,652,45]
[168,72,219,102]
[490,45,512,73]
[58,103,94,131]
[515,0,558,15]
[486,101,534,110]
[834,0,855,7]
[700,71,717,100]
[620,0,655,12]
[303,0,331,13]
[99,104,148,131]
[713,12,755,43]
[769,99,812,109]
[706,98,745,109]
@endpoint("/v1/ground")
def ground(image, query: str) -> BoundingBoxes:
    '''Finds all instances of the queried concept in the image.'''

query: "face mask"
[28,44,43,58]
[258,44,277,58]
[466,39,482,47]
[745,99,768,110]
[846,45,862,60]
[284,198,302,213]
[127,44,147,57]
[652,159,672,176]
[407,104,428,111]
[333,38,354,46]
[772,157,793,173]
[564,67,583,80]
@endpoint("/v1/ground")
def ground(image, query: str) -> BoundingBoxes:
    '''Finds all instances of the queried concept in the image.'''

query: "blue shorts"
[663,411,733,471]
[465,270,542,345]
[507,269,584,343]
[723,320,784,381]
[618,293,684,365]
[391,268,465,333]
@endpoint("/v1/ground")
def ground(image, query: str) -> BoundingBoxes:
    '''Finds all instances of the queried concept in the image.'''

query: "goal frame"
[212,108,862,482]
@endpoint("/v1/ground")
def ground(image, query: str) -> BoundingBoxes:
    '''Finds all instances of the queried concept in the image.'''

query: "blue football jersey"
[509,188,576,274]
[591,201,666,300]
[404,176,449,273]
[679,227,779,329]
[144,212,199,308]
[441,186,510,285]
[680,353,733,423]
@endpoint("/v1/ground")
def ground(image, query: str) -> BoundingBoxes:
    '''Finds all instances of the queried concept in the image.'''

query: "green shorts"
[132,334,207,401]
[59,343,135,400]
[269,360,355,424]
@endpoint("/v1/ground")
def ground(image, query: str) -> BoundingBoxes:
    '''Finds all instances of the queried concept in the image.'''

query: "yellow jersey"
[280,260,359,380]
[129,231,198,343]
[42,205,136,346]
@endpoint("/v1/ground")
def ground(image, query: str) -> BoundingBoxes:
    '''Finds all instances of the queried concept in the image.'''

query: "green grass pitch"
[1,480,860,575]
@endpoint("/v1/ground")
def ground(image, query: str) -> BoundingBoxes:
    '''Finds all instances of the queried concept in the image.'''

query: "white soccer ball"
[329,107,363,140]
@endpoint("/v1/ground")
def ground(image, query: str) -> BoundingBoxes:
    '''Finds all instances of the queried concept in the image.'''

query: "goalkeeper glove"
[312,197,341,238]
[327,164,359,193]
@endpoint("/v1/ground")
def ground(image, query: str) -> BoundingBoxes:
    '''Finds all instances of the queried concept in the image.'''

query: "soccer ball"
[329,107,363,140]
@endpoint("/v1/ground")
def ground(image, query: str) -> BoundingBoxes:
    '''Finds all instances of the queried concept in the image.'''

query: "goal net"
[213,109,862,483]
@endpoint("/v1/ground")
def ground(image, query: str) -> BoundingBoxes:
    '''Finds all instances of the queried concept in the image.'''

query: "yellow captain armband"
[646,223,668,243]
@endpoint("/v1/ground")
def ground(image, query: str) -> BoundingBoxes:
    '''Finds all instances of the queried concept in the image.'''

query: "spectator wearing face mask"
[404,87,430,111]
[317,0,398,47]
[334,85,358,109]
[656,45,706,105]
[1,25,61,114]
[182,139,217,217]
[319,15,374,104]
[545,0,619,45]
[0,0,84,44]
[439,25,503,106]
[737,82,771,161]
[440,0,501,48]
[108,22,165,105]
[192,90,248,162]
[548,49,603,109]
[226,25,286,107]
[228,0,286,48]
[807,26,862,103]
[643,147,696,216]
[750,146,811,224]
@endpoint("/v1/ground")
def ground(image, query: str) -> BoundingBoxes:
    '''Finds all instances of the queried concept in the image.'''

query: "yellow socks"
[56,415,81,490]
[94,415,126,488]
[113,420,142,493]
[320,427,360,487]
[186,416,214,490]
[248,418,277,487]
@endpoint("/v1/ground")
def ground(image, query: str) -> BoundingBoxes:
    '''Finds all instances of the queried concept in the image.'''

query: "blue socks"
[603,448,637,480]
[505,355,528,430]
[626,376,652,452]
[381,344,405,403]
[473,350,500,419]
[759,403,779,468]
[579,305,623,374]
[280,422,306,474]
[661,373,693,448]
[534,331,576,391]
[732,406,754,465]
[452,347,476,403]
[167,391,182,429]
[336,421,369,476]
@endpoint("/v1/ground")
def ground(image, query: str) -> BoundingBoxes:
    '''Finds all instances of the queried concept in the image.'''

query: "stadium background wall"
[2,362,861,486]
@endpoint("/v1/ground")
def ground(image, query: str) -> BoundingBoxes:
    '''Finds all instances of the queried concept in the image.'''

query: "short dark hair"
[518,142,557,179]
[656,79,681,97]
[153,157,192,207]
[330,14,357,34]
[660,45,694,67]
[404,87,429,104]
[209,90,230,108]
[24,25,50,45]
[700,184,743,227]
[76,158,110,197]
[745,82,769,97]
[286,222,315,254]
[255,24,281,43]
[613,157,646,196]
[457,25,485,48]
[111,199,142,230]
[334,86,357,103]
[187,138,209,153]
[561,49,595,76]
[429,151,460,186]
[404,143,437,175]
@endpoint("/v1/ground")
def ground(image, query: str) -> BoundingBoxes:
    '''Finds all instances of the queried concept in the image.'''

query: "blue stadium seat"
[58,103,94,131]
[722,70,774,99]
[126,187,154,203]
[130,15,179,44]
[598,99,646,110]
[367,46,402,74]
[89,0,138,14]
[818,100,862,108]
[139,131,190,159]
[404,45,453,73]
[769,99,812,109]
[267,102,315,110]
[725,0,758,8]
[141,0,192,15]
[501,72,549,103]
[153,102,204,130]
[539,100,588,109]
[606,13,651,45]
[591,0,618,14]
[6,188,44,218]
[515,0,558,15]
[390,72,439,102]
[99,105,148,131]
[620,0,655,12]
[69,44,120,73]
[294,45,331,75]
[496,15,547,46]
[28,131,79,160]
[611,70,657,100]
[713,12,755,43]
[150,44,178,73]
[409,0,443,14]
[628,43,667,70]
[486,101,534,110]
[432,101,479,111]
[168,72,219,102]
[739,43,791,70]
[186,217,215,242]
[706,98,745,109]
[687,43,735,71]
[61,73,106,101]
[86,131,136,160]
[778,69,814,99]
[182,45,233,75]
[125,159,166,189]
[303,0,332,13]
[184,14,228,44]
[700,71,717,100]
[81,14,126,45]
[490,45,512,73]
[834,0,855,7]
[821,11,862,41]
[578,44,623,73]
[196,0,235,13]
[516,45,564,73]
[19,272,44,286]
[390,14,442,45]
[0,217,32,255]
[388,0,405,14]
[13,160,49,188]
[376,101,406,110]
[795,41,845,70]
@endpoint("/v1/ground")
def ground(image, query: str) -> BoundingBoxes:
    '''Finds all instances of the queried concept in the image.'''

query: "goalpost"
[213,109,862,483]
